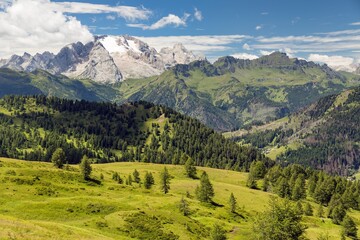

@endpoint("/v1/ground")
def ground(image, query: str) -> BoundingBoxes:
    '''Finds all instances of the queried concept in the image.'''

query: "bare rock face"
[0,35,201,82]
[73,42,122,84]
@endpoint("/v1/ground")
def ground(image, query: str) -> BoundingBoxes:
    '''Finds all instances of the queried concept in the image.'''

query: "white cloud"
[106,15,116,21]
[194,8,203,21]
[0,0,93,58]
[128,13,189,30]
[231,53,258,60]
[261,12,269,15]
[255,25,262,30]
[136,35,250,54]
[259,50,275,56]
[350,22,360,26]
[52,2,151,22]
[242,43,251,50]
[308,54,355,71]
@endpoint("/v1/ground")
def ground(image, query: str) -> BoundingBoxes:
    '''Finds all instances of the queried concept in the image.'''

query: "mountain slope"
[116,52,360,131]
[0,95,268,170]
[230,87,360,175]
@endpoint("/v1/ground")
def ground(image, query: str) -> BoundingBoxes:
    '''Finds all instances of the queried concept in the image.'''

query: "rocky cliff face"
[0,35,201,83]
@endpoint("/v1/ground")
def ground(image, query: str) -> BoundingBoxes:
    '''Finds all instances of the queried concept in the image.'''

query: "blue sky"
[1,0,360,70]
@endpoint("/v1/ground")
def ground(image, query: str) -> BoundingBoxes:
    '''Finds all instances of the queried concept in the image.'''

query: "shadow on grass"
[85,177,102,185]
[211,201,224,207]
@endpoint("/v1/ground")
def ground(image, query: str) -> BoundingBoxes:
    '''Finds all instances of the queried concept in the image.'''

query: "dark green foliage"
[123,212,179,239]
[342,215,358,239]
[133,169,140,183]
[253,197,307,240]
[51,148,65,168]
[143,172,155,189]
[0,95,268,173]
[79,155,92,180]
[179,197,190,216]
[184,157,197,179]
[246,174,257,189]
[196,171,214,203]
[304,203,313,216]
[210,223,227,240]
[228,193,237,213]
[330,204,346,225]
[317,204,324,218]
[160,167,171,194]
[112,172,123,184]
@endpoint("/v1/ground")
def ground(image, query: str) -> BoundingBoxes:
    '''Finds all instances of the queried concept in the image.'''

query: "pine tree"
[246,173,257,189]
[185,157,197,179]
[160,167,171,194]
[342,215,358,239]
[253,197,307,240]
[210,223,227,240]
[229,193,237,213]
[331,204,346,225]
[51,148,65,168]
[304,202,313,216]
[317,204,324,218]
[143,171,155,189]
[133,169,141,183]
[79,155,92,180]
[179,196,190,216]
[196,171,214,203]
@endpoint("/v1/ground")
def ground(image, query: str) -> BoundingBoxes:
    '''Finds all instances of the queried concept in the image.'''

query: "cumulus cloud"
[127,13,189,30]
[0,0,93,58]
[255,25,262,30]
[308,54,356,71]
[194,8,203,21]
[231,53,258,60]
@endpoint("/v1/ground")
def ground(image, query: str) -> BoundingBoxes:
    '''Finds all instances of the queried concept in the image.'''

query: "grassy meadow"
[0,157,358,239]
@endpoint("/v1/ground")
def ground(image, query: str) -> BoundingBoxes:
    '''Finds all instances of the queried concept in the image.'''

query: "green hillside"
[0,95,266,170]
[229,86,360,175]
[1,158,358,239]
[1,52,359,132]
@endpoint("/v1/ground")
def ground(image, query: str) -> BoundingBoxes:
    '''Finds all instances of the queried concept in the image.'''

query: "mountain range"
[0,35,201,84]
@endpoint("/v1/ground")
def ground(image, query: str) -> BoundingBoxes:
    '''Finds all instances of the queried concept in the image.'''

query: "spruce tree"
[185,157,197,179]
[133,169,141,183]
[179,196,190,216]
[160,167,171,194]
[342,215,358,239]
[229,193,237,213]
[304,202,313,216]
[51,148,65,168]
[211,223,227,240]
[196,171,214,203]
[79,155,92,180]
[144,171,155,189]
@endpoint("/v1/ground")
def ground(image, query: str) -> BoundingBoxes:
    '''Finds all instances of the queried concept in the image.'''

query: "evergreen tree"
[330,204,346,225]
[210,223,227,240]
[246,174,257,189]
[317,204,324,218]
[79,155,92,180]
[179,196,190,216]
[51,148,65,168]
[184,157,197,179]
[160,167,171,194]
[342,215,358,239]
[196,171,214,203]
[143,171,155,189]
[304,202,313,216]
[253,197,307,240]
[229,193,237,213]
[133,169,141,183]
